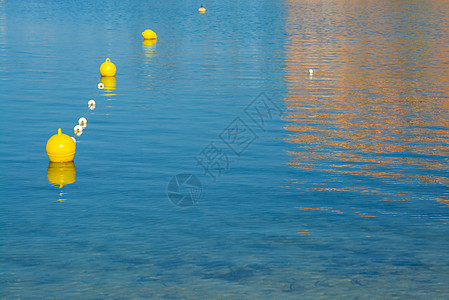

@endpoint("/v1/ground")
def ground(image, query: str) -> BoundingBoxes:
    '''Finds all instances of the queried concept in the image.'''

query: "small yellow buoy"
[142,29,157,40]
[198,4,206,13]
[46,128,76,162]
[100,58,117,77]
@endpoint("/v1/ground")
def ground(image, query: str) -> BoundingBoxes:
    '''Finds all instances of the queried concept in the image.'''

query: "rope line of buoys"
[45,26,159,163]
[46,62,113,200]
[46,63,112,163]
[46,9,211,162]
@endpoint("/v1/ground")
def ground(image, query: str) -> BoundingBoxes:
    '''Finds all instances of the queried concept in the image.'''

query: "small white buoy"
[308,69,314,75]
[78,117,87,128]
[74,125,83,136]
[88,99,96,110]
[98,82,104,89]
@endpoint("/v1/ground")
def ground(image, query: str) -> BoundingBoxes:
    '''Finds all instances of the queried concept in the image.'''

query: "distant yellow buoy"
[47,161,77,189]
[198,5,206,13]
[46,128,76,162]
[100,58,116,77]
[142,29,157,40]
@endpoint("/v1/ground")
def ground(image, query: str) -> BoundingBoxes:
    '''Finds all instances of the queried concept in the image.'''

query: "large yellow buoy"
[46,128,76,162]
[47,161,77,189]
[142,29,157,40]
[100,58,117,77]
[198,4,206,13]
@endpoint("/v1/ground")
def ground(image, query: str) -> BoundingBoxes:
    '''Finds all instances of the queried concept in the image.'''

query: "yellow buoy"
[46,128,76,162]
[47,161,77,189]
[100,58,117,77]
[142,29,157,40]
[198,5,206,13]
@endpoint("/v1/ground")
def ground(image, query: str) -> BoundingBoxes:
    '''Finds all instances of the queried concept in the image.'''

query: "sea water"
[1,0,448,298]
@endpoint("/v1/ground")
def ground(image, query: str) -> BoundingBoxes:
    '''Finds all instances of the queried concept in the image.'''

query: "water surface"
[1,0,449,298]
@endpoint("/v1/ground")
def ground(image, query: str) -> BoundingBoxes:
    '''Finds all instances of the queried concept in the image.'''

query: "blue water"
[1,0,449,298]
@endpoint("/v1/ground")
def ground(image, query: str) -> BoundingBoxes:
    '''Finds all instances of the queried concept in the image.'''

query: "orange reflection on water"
[283,0,449,217]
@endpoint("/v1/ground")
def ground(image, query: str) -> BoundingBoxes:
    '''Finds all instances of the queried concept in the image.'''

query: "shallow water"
[1,0,449,298]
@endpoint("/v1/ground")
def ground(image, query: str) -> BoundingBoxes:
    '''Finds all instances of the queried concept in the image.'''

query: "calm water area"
[1,0,449,298]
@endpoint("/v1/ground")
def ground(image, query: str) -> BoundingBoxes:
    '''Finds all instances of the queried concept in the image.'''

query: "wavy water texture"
[283,0,449,214]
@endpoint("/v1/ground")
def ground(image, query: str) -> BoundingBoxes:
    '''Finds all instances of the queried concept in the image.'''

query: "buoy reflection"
[142,39,157,59]
[47,161,76,202]
[100,76,116,97]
